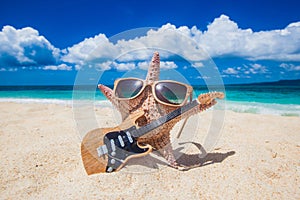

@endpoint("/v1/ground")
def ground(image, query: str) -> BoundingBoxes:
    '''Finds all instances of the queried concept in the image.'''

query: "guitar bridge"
[97,145,108,157]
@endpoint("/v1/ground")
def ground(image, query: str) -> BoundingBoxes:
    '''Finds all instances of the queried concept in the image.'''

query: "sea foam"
[222,101,300,117]
[0,98,299,117]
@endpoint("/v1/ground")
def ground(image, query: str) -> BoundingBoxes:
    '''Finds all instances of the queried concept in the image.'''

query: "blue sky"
[0,0,300,85]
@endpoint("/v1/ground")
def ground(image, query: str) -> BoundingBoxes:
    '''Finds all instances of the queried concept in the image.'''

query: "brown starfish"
[98,52,224,170]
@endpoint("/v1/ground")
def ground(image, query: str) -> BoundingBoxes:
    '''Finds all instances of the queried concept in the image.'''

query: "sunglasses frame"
[113,77,193,107]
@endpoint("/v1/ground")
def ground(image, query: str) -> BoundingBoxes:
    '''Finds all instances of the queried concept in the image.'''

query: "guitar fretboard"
[131,100,199,138]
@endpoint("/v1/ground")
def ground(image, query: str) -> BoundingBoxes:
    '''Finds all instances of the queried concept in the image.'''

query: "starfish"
[98,52,224,170]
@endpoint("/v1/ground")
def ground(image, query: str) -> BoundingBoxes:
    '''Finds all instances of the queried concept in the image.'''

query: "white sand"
[0,102,299,199]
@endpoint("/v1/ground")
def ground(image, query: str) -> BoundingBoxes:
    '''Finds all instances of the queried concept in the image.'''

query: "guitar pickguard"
[103,130,149,172]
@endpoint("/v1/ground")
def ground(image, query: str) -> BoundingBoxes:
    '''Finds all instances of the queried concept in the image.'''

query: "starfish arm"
[98,84,114,101]
[98,84,130,119]
[146,51,160,83]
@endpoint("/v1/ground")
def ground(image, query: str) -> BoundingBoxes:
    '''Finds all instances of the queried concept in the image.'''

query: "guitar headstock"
[197,92,225,105]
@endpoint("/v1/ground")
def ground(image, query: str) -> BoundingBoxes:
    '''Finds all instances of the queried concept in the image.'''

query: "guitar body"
[81,110,152,175]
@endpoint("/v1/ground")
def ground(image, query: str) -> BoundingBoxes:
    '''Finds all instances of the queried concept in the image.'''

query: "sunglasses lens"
[115,79,143,98]
[155,82,187,105]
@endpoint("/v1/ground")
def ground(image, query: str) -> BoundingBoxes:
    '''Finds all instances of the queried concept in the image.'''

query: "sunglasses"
[113,78,193,106]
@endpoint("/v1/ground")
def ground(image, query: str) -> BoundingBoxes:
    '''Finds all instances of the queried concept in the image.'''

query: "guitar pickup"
[97,145,108,157]
[126,131,133,143]
[118,135,125,147]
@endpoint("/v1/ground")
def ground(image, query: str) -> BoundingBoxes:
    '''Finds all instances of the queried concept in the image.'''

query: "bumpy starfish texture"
[98,52,223,170]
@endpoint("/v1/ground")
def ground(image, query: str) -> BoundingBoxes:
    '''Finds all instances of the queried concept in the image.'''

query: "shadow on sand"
[176,142,235,167]
[125,142,235,171]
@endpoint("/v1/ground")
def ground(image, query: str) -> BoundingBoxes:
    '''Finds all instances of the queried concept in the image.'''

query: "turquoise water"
[0,82,300,116]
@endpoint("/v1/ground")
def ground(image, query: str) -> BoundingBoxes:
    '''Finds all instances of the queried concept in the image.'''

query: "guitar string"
[131,100,198,138]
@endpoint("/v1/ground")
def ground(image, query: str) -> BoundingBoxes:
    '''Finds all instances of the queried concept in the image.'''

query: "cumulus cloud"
[62,34,119,65]
[98,60,178,71]
[201,15,300,61]
[61,15,300,71]
[223,67,239,75]
[0,67,17,72]
[247,63,268,74]
[114,24,208,61]
[136,61,149,70]
[158,61,178,69]
[137,61,177,70]
[279,63,300,71]
[192,62,204,67]
[113,62,136,71]
[2,15,300,73]
[43,64,72,71]
[0,25,60,67]
[223,63,269,76]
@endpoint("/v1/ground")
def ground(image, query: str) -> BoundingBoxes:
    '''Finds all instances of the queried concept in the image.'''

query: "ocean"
[0,80,300,117]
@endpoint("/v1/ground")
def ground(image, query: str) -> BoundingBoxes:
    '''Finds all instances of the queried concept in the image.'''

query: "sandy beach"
[0,102,299,199]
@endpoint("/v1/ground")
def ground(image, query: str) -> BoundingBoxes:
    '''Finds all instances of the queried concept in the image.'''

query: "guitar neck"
[131,100,199,138]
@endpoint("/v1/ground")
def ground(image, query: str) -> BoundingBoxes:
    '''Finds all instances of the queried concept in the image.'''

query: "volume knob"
[107,167,113,173]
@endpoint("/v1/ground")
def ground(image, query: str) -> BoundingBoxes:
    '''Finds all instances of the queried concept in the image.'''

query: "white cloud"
[43,64,72,71]
[192,62,204,67]
[160,61,177,69]
[115,24,208,61]
[8,68,17,72]
[137,61,177,70]
[223,67,239,74]
[279,63,300,71]
[137,61,149,70]
[60,23,209,69]
[60,15,300,71]
[2,15,300,72]
[113,62,136,71]
[94,61,112,71]
[196,75,210,79]
[199,15,300,61]
[248,63,268,74]
[62,34,119,65]
[223,63,269,76]
[0,25,60,67]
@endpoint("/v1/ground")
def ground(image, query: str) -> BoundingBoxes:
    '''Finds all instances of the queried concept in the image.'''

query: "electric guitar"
[81,92,224,175]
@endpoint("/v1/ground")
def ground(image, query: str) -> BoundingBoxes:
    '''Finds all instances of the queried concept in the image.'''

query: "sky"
[0,0,300,85]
